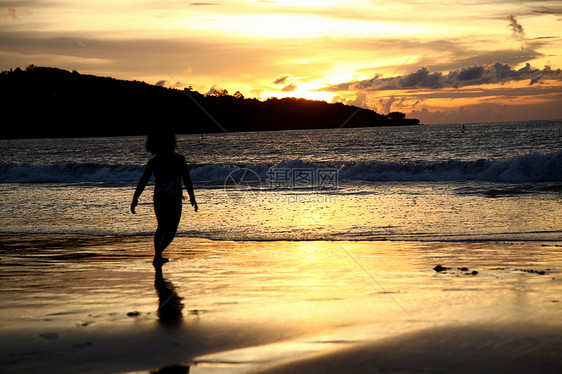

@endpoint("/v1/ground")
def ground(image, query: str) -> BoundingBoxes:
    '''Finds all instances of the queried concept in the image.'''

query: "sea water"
[1,120,561,242]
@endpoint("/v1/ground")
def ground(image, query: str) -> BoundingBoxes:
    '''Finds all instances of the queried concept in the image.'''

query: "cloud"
[382,96,396,114]
[346,92,367,107]
[507,15,526,41]
[273,74,292,85]
[321,62,562,92]
[281,82,297,92]
[531,6,562,15]
[273,73,298,92]
[205,84,221,95]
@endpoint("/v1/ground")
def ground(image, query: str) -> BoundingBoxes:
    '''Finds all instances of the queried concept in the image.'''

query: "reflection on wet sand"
[152,267,191,373]
[154,267,184,327]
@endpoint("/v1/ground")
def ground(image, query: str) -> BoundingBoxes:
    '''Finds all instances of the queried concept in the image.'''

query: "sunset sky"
[2,0,561,124]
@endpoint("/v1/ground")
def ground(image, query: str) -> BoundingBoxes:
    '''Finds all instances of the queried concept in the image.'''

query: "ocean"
[1,120,561,243]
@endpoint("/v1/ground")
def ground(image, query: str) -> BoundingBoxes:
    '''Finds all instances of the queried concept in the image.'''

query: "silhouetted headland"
[1,65,420,139]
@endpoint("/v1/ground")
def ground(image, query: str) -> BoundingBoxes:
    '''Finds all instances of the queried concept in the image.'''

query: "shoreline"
[2,231,561,245]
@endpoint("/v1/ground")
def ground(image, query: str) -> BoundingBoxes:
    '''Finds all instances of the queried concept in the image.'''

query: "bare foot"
[153,256,169,267]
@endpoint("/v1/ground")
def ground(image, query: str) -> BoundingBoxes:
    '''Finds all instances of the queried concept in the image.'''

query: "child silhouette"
[131,125,198,267]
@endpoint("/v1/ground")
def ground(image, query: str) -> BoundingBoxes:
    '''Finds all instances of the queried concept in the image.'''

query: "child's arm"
[131,161,153,214]
[180,156,198,212]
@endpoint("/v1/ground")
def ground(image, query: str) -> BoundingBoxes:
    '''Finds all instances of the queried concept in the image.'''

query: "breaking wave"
[1,151,561,184]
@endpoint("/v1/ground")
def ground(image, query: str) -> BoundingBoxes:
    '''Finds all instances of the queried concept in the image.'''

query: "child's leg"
[154,195,182,261]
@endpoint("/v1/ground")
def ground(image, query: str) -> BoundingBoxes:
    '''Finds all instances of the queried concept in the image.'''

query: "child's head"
[145,125,177,155]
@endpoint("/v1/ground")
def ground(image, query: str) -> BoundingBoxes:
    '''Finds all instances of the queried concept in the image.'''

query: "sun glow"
[184,13,433,39]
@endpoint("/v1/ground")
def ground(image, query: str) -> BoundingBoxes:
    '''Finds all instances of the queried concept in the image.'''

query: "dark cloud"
[507,15,526,41]
[273,74,291,85]
[532,6,562,15]
[457,66,484,81]
[397,67,441,88]
[321,62,562,92]
[281,82,297,92]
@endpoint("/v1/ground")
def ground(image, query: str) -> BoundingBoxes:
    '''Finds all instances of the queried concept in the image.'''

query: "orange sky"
[2,0,561,124]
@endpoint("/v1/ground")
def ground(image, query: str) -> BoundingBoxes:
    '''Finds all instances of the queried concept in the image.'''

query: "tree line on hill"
[0,65,420,139]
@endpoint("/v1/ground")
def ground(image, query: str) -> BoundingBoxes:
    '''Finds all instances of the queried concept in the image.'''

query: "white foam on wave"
[0,163,143,183]
[339,151,562,182]
[1,151,560,183]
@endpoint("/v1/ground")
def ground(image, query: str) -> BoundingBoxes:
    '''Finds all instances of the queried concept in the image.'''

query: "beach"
[1,234,561,373]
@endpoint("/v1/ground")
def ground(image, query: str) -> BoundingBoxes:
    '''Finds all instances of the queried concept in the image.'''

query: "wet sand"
[1,234,561,373]
[253,322,562,374]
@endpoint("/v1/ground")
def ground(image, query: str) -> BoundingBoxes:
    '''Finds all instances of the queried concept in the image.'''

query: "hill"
[0,65,420,139]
